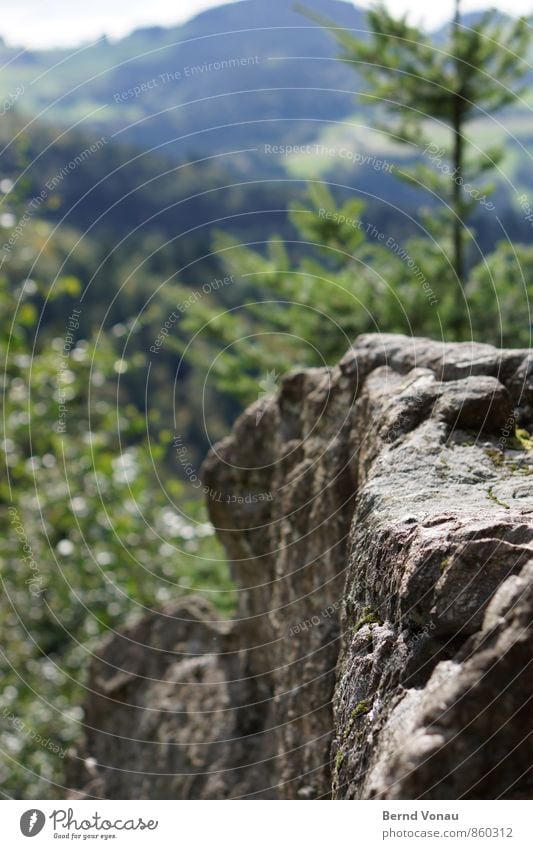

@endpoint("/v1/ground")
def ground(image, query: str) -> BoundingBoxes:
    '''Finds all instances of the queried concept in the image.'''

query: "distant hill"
[1,0,533,250]
[0,0,366,157]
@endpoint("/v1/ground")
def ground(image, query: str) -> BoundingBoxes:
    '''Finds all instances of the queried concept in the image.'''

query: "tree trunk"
[452,0,464,287]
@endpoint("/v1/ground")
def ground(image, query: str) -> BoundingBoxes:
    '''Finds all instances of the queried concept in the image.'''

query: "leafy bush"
[0,271,233,798]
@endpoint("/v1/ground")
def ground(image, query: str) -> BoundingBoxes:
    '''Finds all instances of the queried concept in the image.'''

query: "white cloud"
[1,0,530,50]
[386,0,532,29]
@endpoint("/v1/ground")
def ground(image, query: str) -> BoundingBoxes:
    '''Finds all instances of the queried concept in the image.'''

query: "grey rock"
[69,334,533,799]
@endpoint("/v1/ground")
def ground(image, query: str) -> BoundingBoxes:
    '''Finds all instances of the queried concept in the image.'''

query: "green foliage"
[467,241,533,347]
[179,182,533,402]
[178,185,446,400]
[353,608,383,632]
[302,1,531,284]
[176,5,532,405]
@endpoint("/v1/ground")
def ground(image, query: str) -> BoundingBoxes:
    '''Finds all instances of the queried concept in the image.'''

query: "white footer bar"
[3,799,530,848]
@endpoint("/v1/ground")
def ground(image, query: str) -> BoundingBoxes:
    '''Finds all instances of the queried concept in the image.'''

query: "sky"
[2,0,532,49]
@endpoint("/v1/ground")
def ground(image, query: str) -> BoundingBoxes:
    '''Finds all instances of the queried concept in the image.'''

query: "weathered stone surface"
[67,596,275,799]
[69,334,533,799]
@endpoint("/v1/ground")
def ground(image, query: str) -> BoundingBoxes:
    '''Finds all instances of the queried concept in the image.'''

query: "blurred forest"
[1,0,533,797]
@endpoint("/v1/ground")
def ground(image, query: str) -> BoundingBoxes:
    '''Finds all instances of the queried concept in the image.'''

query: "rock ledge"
[70,334,533,799]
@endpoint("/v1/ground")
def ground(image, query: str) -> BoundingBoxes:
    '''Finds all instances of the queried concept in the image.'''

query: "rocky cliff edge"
[69,334,533,799]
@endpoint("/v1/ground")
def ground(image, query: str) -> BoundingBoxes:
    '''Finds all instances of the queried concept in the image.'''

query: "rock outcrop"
[69,334,533,799]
